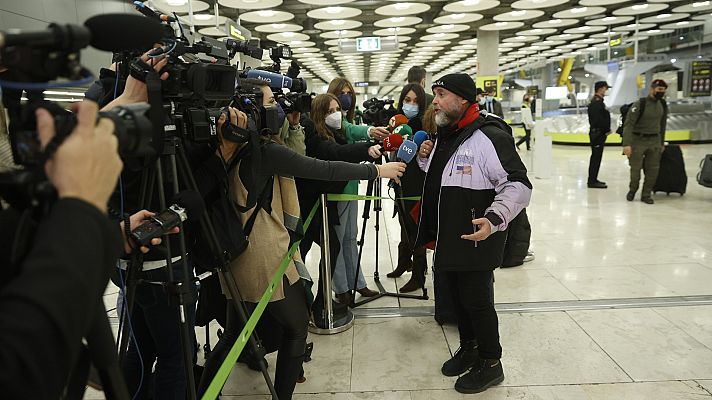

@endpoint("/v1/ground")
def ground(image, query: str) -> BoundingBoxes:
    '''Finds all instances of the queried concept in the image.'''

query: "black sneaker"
[641,197,654,204]
[454,358,505,394]
[626,191,635,201]
[587,181,608,189]
[441,340,479,377]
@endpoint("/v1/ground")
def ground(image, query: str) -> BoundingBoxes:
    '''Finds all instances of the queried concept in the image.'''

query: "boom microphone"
[130,190,206,246]
[413,130,429,147]
[0,14,164,52]
[388,114,409,131]
[244,69,307,92]
[382,134,404,152]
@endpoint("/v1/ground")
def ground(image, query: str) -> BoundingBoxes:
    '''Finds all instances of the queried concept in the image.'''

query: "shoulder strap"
[243,175,274,237]
[635,97,646,125]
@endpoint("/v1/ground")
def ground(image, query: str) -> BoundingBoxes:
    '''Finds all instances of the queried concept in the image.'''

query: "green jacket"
[342,118,370,195]
[622,97,668,146]
[278,119,306,155]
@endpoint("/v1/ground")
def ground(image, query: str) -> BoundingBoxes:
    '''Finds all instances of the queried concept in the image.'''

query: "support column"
[477,29,499,77]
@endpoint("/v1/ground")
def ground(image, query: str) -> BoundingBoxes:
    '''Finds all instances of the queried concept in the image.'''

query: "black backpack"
[616,97,668,135]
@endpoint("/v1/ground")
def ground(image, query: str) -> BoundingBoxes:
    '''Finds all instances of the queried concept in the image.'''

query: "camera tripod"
[349,156,428,308]
[116,134,278,400]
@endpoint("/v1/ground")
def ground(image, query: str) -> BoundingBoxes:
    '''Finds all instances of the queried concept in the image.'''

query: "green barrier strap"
[201,198,321,400]
[326,194,421,201]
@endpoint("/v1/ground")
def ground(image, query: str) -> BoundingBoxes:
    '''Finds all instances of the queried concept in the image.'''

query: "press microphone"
[130,190,206,247]
[0,14,163,52]
[388,114,409,132]
[413,130,430,147]
[396,140,418,163]
[381,133,404,152]
[244,69,307,92]
[393,123,413,138]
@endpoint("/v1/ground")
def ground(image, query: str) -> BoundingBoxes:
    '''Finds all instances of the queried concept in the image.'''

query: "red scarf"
[457,103,481,130]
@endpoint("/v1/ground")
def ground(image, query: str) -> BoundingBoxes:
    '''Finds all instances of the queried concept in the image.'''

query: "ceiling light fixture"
[394,3,412,10]
[693,1,710,8]
[193,14,212,20]
[657,14,671,19]
[258,10,276,17]
[632,4,649,10]
[330,19,346,25]
[571,7,588,14]
[463,0,481,5]
[602,16,616,22]
[166,0,187,5]
[495,22,508,26]
[511,10,526,17]
[390,17,405,22]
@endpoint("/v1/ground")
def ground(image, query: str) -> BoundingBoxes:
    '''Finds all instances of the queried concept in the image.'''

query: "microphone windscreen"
[413,130,429,147]
[84,14,164,52]
[397,140,418,163]
[393,124,412,138]
[172,190,206,220]
[388,114,409,131]
[382,134,404,151]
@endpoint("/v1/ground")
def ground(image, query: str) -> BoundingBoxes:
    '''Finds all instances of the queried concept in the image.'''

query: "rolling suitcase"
[653,144,687,195]
[698,154,712,188]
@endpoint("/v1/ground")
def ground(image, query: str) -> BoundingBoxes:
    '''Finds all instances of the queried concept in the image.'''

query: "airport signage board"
[690,60,712,97]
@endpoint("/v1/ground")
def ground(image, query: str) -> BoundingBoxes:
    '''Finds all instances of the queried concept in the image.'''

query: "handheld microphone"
[396,140,418,163]
[393,123,413,138]
[388,114,409,131]
[381,134,404,152]
[244,69,307,92]
[413,130,430,147]
[130,190,206,247]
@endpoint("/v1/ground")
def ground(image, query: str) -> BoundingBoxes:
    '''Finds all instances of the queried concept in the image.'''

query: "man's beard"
[435,108,460,127]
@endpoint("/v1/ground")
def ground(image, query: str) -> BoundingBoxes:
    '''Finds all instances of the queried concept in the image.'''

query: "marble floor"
[92,143,712,399]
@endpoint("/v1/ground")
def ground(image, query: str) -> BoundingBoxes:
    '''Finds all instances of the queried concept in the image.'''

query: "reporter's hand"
[36,101,123,214]
[418,139,434,158]
[369,126,389,140]
[287,111,301,127]
[103,50,169,110]
[461,218,493,242]
[368,144,382,159]
[377,161,406,184]
[120,210,180,254]
[622,146,632,157]
[216,106,248,161]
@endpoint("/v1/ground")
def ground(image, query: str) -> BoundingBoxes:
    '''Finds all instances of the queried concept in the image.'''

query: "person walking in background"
[587,81,611,189]
[517,94,534,151]
[622,79,669,204]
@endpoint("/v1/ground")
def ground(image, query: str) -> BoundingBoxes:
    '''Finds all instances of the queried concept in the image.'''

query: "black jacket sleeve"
[0,199,122,399]
[259,142,377,181]
[302,117,374,163]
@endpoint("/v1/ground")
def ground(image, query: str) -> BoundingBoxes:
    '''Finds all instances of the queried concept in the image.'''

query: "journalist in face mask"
[327,77,389,140]
[396,83,427,133]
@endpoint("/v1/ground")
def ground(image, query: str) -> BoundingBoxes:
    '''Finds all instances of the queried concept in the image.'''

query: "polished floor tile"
[494,268,578,303]
[546,266,676,300]
[698,380,712,395]
[633,263,712,296]
[569,308,712,381]
[654,305,712,350]
[350,317,452,392]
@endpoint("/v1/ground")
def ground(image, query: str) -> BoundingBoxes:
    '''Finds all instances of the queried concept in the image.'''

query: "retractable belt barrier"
[201,193,421,399]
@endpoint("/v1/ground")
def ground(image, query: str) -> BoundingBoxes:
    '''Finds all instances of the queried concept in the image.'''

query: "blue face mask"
[402,103,419,119]
[339,93,353,110]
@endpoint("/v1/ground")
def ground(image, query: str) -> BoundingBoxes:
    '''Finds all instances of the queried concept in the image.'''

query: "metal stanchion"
[309,194,354,335]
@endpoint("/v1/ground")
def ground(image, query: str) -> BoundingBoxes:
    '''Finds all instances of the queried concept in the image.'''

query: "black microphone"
[0,14,163,52]
[130,190,206,247]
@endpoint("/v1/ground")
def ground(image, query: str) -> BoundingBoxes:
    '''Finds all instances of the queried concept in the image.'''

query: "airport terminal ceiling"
[150,1,712,95]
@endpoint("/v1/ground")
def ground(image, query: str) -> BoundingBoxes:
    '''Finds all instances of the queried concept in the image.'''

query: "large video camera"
[362,97,397,127]
[0,14,162,208]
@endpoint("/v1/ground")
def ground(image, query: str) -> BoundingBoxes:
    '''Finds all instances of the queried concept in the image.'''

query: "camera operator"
[276,96,307,155]
[198,97,405,399]
[388,83,429,293]
[0,101,123,398]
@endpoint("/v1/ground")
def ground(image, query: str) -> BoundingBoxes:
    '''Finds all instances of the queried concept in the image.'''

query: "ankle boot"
[399,276,424,293]
[386,262,412,278]
[454,358,504,394]
[441,340,479,377]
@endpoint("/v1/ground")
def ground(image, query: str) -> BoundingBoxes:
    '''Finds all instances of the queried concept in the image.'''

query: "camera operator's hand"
[376,162,406,184]
[368,144,383,159]
[418,139,434,159]
[120,210,180,254]
[102,50,169,111]
[216,106,248,161]
[36,101,122,214]
[287,111,301,127]
[368,126,389,140]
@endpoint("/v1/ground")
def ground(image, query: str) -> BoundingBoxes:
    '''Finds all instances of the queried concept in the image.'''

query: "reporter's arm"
[0,199,122,398]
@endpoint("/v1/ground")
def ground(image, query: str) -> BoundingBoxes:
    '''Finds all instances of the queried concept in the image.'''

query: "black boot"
[454,358,504,394]
[386,262,412,278]
[441,340,479,377]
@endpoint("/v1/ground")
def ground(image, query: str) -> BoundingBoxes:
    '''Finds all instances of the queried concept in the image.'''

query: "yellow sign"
[609,36,622,47]
[476,75,503,98]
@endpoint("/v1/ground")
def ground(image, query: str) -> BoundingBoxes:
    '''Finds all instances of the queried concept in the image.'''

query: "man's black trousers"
[588,130,607,183]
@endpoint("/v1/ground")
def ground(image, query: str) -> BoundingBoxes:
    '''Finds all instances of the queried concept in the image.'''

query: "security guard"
[587,81,611,188]
[622,79,668,204]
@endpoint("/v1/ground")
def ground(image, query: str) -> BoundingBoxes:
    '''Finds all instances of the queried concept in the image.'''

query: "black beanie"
[432,73,477,103]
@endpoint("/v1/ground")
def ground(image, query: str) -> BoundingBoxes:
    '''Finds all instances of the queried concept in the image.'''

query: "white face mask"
[325,111,342,129]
